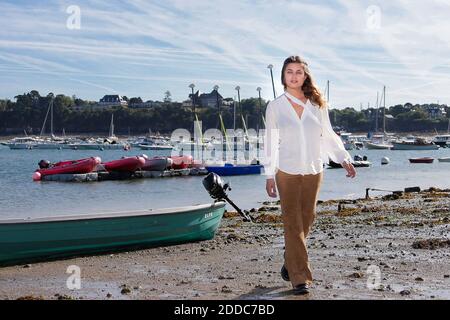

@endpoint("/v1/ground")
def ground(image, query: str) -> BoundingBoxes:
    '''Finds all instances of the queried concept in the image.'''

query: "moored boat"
[366,141,392,150]
[392,137,439,150]
[0,201,226,266]
[438,157,450,162]
[35,157,101,179]
[328,160,371,168]
[170,155,194,169]
[206,163,263,176]
[141,156,173,171]
[139,144,173,151]
[103,156,145,172]
[409,157,434,164]
[432,134,450,147]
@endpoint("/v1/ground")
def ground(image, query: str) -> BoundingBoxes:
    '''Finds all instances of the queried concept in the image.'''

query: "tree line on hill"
[0,90,449,135]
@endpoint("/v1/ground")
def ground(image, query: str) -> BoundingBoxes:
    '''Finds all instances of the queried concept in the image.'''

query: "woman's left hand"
[342,161,356,178]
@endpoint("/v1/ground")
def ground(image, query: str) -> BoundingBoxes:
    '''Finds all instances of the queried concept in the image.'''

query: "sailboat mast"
[383,85,386,133]
[109,114,114,137]
[50,97,54,137]
[327,80,330,102]
[375,92,379,133]
[40,98,52,136]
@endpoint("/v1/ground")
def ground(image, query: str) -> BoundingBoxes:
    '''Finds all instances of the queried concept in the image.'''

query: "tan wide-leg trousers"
[275,169,323,287]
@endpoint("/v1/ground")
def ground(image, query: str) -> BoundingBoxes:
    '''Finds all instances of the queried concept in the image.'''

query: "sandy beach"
[0,187,449,300]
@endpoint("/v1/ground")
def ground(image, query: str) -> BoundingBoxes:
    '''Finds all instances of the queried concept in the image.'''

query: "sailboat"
[69,114,129,150]
[366,86,393,150]
[7,97,71,150]
[432,118,450,147]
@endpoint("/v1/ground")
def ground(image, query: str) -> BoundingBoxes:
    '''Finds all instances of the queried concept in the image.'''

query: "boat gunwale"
[0,201,226,225]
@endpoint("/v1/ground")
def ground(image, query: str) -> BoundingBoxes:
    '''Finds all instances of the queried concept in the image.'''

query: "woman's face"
[284,63,307,90]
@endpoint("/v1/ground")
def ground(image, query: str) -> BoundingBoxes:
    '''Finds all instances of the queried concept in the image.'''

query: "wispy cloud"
[1,0,450,107]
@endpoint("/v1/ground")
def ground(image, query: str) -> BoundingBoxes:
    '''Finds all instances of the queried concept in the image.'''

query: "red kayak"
[103,156,145,172]
[37,157,101,177]
[170,155,193,169]
[409,157,434,164]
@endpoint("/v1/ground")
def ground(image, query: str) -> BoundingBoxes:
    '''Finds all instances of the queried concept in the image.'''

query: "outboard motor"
[202,172,252,222]
[38,159,51,169]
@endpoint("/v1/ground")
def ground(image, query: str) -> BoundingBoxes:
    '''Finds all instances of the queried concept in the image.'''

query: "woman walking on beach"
[263,55,356,295]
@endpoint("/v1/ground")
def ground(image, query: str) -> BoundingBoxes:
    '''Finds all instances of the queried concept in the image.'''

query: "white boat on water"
[5,137,41,149]
[69,114,130,150]
[432,134,450,148]
[391,137,439,150]
[139,144,173,151]
[366,141,392,150]
[339,133,355,150]
[438,157,450,162]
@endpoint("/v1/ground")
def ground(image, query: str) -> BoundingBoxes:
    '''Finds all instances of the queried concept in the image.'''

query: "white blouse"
[263,92,351,179]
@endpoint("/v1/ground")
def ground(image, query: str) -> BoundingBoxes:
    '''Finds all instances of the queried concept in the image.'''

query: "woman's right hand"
[266,178,278,198]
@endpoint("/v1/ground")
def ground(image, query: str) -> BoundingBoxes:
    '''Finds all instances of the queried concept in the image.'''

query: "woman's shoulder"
[309,99,328,111]
[267,94,287,108]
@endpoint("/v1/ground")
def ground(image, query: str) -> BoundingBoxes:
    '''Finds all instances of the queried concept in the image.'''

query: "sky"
[1,0,450,109]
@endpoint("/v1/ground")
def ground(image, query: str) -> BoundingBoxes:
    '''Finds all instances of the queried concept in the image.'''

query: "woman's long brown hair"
[281,56,326,108]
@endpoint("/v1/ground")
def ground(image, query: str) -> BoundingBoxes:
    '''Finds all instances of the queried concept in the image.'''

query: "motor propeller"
[202,172,252,222]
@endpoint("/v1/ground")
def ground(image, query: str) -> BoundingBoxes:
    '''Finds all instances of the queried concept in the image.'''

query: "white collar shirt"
[262,92,351,179]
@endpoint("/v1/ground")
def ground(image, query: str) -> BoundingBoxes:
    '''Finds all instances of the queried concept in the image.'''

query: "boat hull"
[141,157,172,171]
[328,160,371,168]
[392,142,439,150]
[103,156,145,172]
[409,158,434,163]
[139,144,173,151]
[7,143,35,149]
[366,142,392,150]
[206,164,263,175]
[170,155,194,169]
[38,157,99,176]
[0,202,226,266]
[69,143,126,150]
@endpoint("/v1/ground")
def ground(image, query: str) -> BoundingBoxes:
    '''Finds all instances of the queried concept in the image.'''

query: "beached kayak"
[0,201,226,266]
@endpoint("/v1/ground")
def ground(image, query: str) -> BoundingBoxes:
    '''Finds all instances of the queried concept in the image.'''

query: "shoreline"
[0,187,449,300]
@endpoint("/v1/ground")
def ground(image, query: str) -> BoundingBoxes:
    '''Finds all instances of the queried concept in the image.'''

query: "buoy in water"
[32,171,41,181]
[381,156,390,165]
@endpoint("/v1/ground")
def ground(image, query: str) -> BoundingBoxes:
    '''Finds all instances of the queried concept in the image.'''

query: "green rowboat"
[0,201,226,266]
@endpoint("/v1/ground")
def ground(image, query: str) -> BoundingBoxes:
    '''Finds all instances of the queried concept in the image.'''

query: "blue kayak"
[205,163,263,176]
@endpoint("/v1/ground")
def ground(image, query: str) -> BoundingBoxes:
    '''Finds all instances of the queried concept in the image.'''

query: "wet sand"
[0,187,449,300]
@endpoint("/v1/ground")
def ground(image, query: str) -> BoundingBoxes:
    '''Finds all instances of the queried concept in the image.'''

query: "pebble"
[221,285,233,293]
[120,285,131,295]
[400,290,411,296]
[348,272,364,278]
[357,256,368,262]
